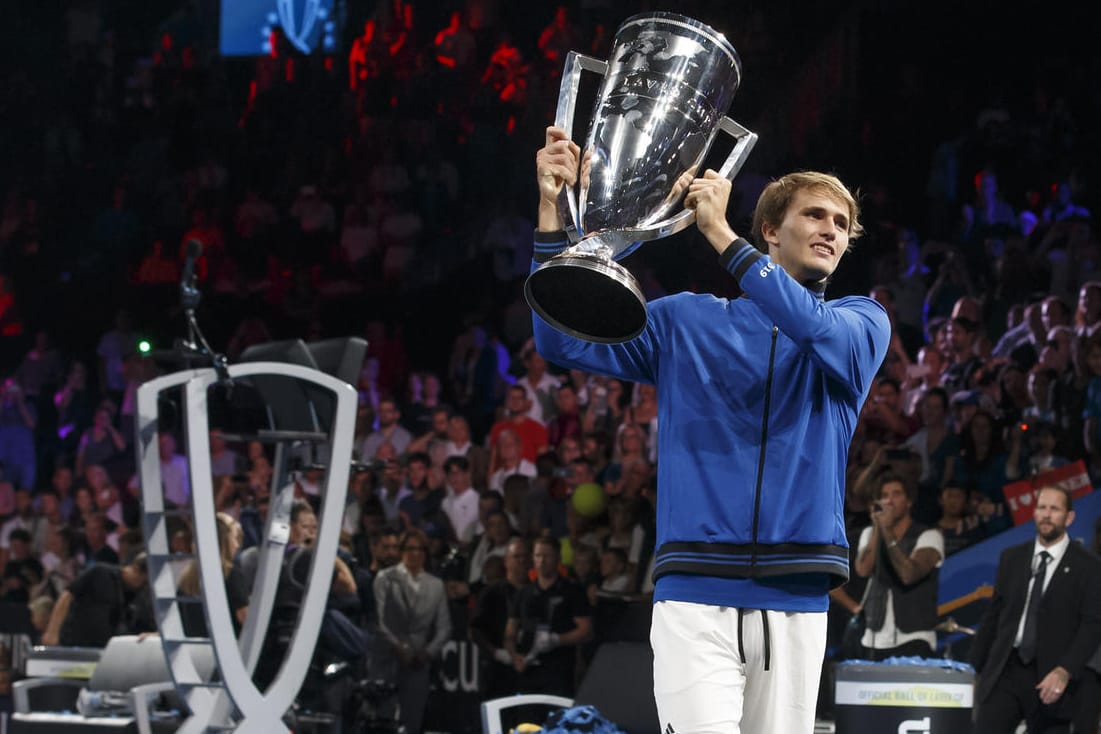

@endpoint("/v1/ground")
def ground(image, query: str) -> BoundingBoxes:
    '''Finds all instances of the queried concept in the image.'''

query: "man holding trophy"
[527,14,890,733]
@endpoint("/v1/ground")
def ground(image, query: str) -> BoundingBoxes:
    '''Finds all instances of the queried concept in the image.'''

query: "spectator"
[487,427,536,495]
[54,361,94,459]
[1074,281,1101,340]
[405,405,452,469]
[87,464,125,528]
[36,524,82,599]
[490,384,550,463]
[440,456,481,546]
[177,512,247,636]
[156,433,190,508]
[361,397,413,460]
[82,512,119,565]
[597,547,632,595]
[901,345,947,416]
[536,6,578,74]
[546,383,581,451]
[14,331,63,402]
[0,489,38,568]
[941,316,984,394]
[860,376,918,446]
[209,429,243,477]
[516,340,560,424]
[903,387,960,521]
[602,423,648,495]
[466,508,512,587]
[373,528,451,734]
[855,474,944,659]
[470,537,530,699]
[95,310,135,404]
[443,414,490,489]
[400,372,444,438]
[1,529,43,603]
[935,484,984,556]
[374,442,410,524]
[433,10,477,75]
[396,452,445,530]
[602,497,645,592]
[945,409,1017,528]
[74,400,125,477]
[0,378,36,491]
[505,535,592,697]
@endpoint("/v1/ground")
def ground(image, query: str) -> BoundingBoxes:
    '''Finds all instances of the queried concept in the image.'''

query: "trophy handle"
[643,116,760,240]
[555,51,609,244]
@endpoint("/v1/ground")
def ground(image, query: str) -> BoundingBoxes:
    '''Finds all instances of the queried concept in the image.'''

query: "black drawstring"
[736,608,747,664]
[735,608,772,671]
[761,610,771,671]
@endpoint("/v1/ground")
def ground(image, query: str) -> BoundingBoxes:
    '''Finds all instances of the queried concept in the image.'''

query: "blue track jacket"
[532,232,890,611]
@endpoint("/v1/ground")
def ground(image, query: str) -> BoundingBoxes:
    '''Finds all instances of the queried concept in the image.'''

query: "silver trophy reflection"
[526,13,757,343]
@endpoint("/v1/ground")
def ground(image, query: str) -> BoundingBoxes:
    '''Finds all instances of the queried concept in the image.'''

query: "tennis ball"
[571,482,606,517]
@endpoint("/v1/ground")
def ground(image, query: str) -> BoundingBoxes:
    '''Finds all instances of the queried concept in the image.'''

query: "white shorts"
[650,600,827,734]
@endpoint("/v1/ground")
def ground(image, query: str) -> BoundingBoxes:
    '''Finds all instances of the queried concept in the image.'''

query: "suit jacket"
[970,538,1101,718]
[373,564,451,663]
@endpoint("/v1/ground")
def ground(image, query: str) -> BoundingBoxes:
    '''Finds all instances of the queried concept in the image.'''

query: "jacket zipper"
[750,325,779,573]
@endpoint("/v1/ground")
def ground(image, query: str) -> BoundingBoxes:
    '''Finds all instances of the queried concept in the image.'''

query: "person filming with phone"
[854,473,944,660]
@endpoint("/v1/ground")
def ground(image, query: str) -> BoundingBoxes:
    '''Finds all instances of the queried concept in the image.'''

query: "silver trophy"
[526,12,757,343]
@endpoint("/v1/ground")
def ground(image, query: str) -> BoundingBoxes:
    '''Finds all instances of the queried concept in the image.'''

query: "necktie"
[1018,550,1050,664]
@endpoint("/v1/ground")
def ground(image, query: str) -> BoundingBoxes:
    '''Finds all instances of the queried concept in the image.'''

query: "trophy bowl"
[526,12,757,343]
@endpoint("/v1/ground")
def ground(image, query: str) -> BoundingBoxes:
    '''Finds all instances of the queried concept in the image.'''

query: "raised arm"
[531,126,661,383]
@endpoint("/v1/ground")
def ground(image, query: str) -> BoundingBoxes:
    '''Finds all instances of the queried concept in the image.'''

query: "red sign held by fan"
[1003,460,1093,525]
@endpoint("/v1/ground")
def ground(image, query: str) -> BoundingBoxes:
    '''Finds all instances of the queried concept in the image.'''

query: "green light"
[138,340,152,354]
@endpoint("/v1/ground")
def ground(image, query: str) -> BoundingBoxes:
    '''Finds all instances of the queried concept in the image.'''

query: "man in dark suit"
[970,485,1101,732]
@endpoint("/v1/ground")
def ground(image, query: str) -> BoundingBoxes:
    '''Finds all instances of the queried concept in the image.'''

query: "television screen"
[219,0,343,56]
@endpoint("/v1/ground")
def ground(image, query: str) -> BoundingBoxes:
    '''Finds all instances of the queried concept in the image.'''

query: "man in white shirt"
[855,473,944,659]
[440,456,480,546]
[487,427,536,495]
[516,339,562,423]
[443,414,489,489]
[159,433,190,507]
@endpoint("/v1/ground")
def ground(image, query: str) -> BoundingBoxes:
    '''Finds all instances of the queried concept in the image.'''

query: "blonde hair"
[177,512,241,596]
[750,171,863,254]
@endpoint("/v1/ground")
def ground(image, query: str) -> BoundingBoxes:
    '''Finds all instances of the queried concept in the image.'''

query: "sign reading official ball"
[834,663,974,734]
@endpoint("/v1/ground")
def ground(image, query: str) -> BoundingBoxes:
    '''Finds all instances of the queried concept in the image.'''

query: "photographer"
[854,474,944,660]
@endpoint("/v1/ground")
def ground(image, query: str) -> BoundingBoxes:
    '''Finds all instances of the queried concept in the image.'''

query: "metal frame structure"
[135,362,357,733]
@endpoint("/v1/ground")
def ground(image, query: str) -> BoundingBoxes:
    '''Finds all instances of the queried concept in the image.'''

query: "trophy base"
[525,253,647,344]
